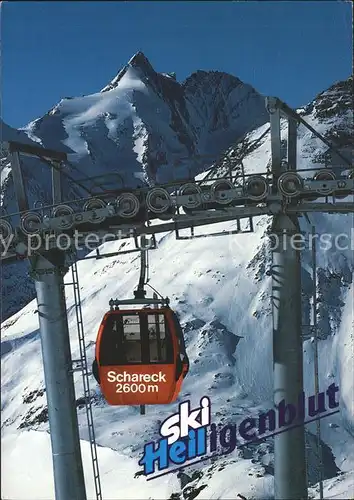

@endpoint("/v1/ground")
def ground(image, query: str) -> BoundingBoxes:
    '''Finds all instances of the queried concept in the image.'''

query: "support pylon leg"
[32,253,87,500]
[271,214,308,499]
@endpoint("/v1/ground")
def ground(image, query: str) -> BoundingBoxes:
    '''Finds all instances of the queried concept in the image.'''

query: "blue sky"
[2,1,352,128]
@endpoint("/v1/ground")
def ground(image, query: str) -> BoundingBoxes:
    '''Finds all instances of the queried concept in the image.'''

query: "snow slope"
[2,430,353,500]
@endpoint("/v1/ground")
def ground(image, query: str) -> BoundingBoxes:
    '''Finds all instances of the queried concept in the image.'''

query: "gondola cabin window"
[99,311,173,366]
[148,314,167,362]
[122,315,142,363]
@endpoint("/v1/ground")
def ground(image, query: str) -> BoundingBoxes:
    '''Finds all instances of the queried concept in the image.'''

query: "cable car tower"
[1,96,353,500]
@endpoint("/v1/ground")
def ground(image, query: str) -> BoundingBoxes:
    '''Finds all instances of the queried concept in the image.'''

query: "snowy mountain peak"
[303,75,353,121]
[101,51,156,93]
[1,56,269,320]
[183,69,242,90]
[127,50,155,72]
[301,75,352,165]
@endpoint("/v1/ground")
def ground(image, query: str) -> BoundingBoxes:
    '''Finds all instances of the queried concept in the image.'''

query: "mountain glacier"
[1,54,353,499]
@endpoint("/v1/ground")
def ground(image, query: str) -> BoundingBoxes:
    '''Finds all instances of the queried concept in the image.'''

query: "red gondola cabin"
[93,307,189,405]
